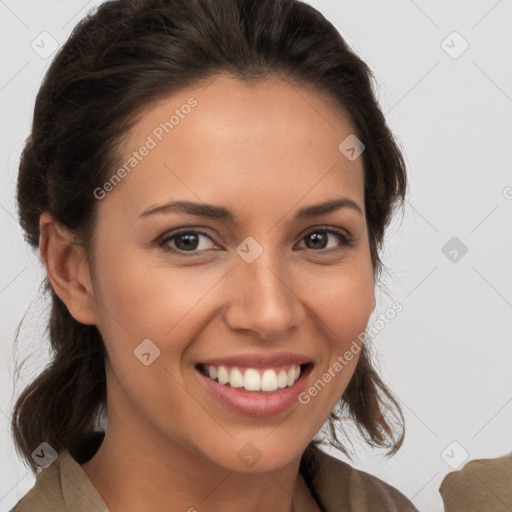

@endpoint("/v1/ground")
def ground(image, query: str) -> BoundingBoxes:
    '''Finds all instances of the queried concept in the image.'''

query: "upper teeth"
[205,365,301,391]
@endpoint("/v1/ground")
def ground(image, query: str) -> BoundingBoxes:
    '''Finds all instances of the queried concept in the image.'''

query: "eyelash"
[157,226,355,257]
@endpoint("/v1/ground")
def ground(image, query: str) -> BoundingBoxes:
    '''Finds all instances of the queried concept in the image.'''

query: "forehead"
[101,74,365,222]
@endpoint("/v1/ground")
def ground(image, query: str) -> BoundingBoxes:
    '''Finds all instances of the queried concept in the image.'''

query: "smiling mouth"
[195,362,313,393]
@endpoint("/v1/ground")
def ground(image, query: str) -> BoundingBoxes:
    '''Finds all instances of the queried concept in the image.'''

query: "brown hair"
[12,0,407,480]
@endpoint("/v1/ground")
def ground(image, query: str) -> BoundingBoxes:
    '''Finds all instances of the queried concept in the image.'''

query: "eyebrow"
[138,197,363,221]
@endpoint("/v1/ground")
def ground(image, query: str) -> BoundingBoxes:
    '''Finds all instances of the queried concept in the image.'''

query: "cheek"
[89,250,208,421]
[92,233,185,325]
[309,259,374,344]
[90,246,226,366]
[305,259,374,397]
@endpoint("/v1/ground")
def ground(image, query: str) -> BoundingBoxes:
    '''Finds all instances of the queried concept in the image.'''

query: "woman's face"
[88,74,374,472]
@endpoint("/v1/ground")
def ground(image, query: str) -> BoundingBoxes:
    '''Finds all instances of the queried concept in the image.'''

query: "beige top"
[10,434,418,511]
[439,454,512,512]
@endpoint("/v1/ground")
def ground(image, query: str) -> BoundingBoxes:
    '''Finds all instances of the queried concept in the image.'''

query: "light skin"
[39,74,375,512]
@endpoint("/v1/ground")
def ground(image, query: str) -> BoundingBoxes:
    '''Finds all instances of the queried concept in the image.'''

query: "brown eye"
[159,230,217,254]
[298,227,354,252]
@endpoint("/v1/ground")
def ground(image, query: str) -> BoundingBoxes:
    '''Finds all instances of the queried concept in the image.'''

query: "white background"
[1,1,511,511]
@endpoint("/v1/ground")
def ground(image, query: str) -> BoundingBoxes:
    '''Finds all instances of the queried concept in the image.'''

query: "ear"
[39,211,98,325]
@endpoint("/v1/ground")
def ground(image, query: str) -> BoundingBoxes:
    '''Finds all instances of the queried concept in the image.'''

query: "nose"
[222,252,305,340]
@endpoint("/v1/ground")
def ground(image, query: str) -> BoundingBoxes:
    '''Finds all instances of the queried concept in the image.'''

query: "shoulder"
[10,453,66,512]
[10,447,108,512]
[307,446,419,512]
[439,454,512,512]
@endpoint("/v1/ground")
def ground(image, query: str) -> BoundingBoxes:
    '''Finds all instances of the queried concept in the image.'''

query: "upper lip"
[198,352,314,369]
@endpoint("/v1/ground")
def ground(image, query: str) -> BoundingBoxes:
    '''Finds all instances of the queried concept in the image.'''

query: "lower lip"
[196,364,313,417]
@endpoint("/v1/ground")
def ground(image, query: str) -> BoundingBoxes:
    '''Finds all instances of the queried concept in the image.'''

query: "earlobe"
[39,212,97,325]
